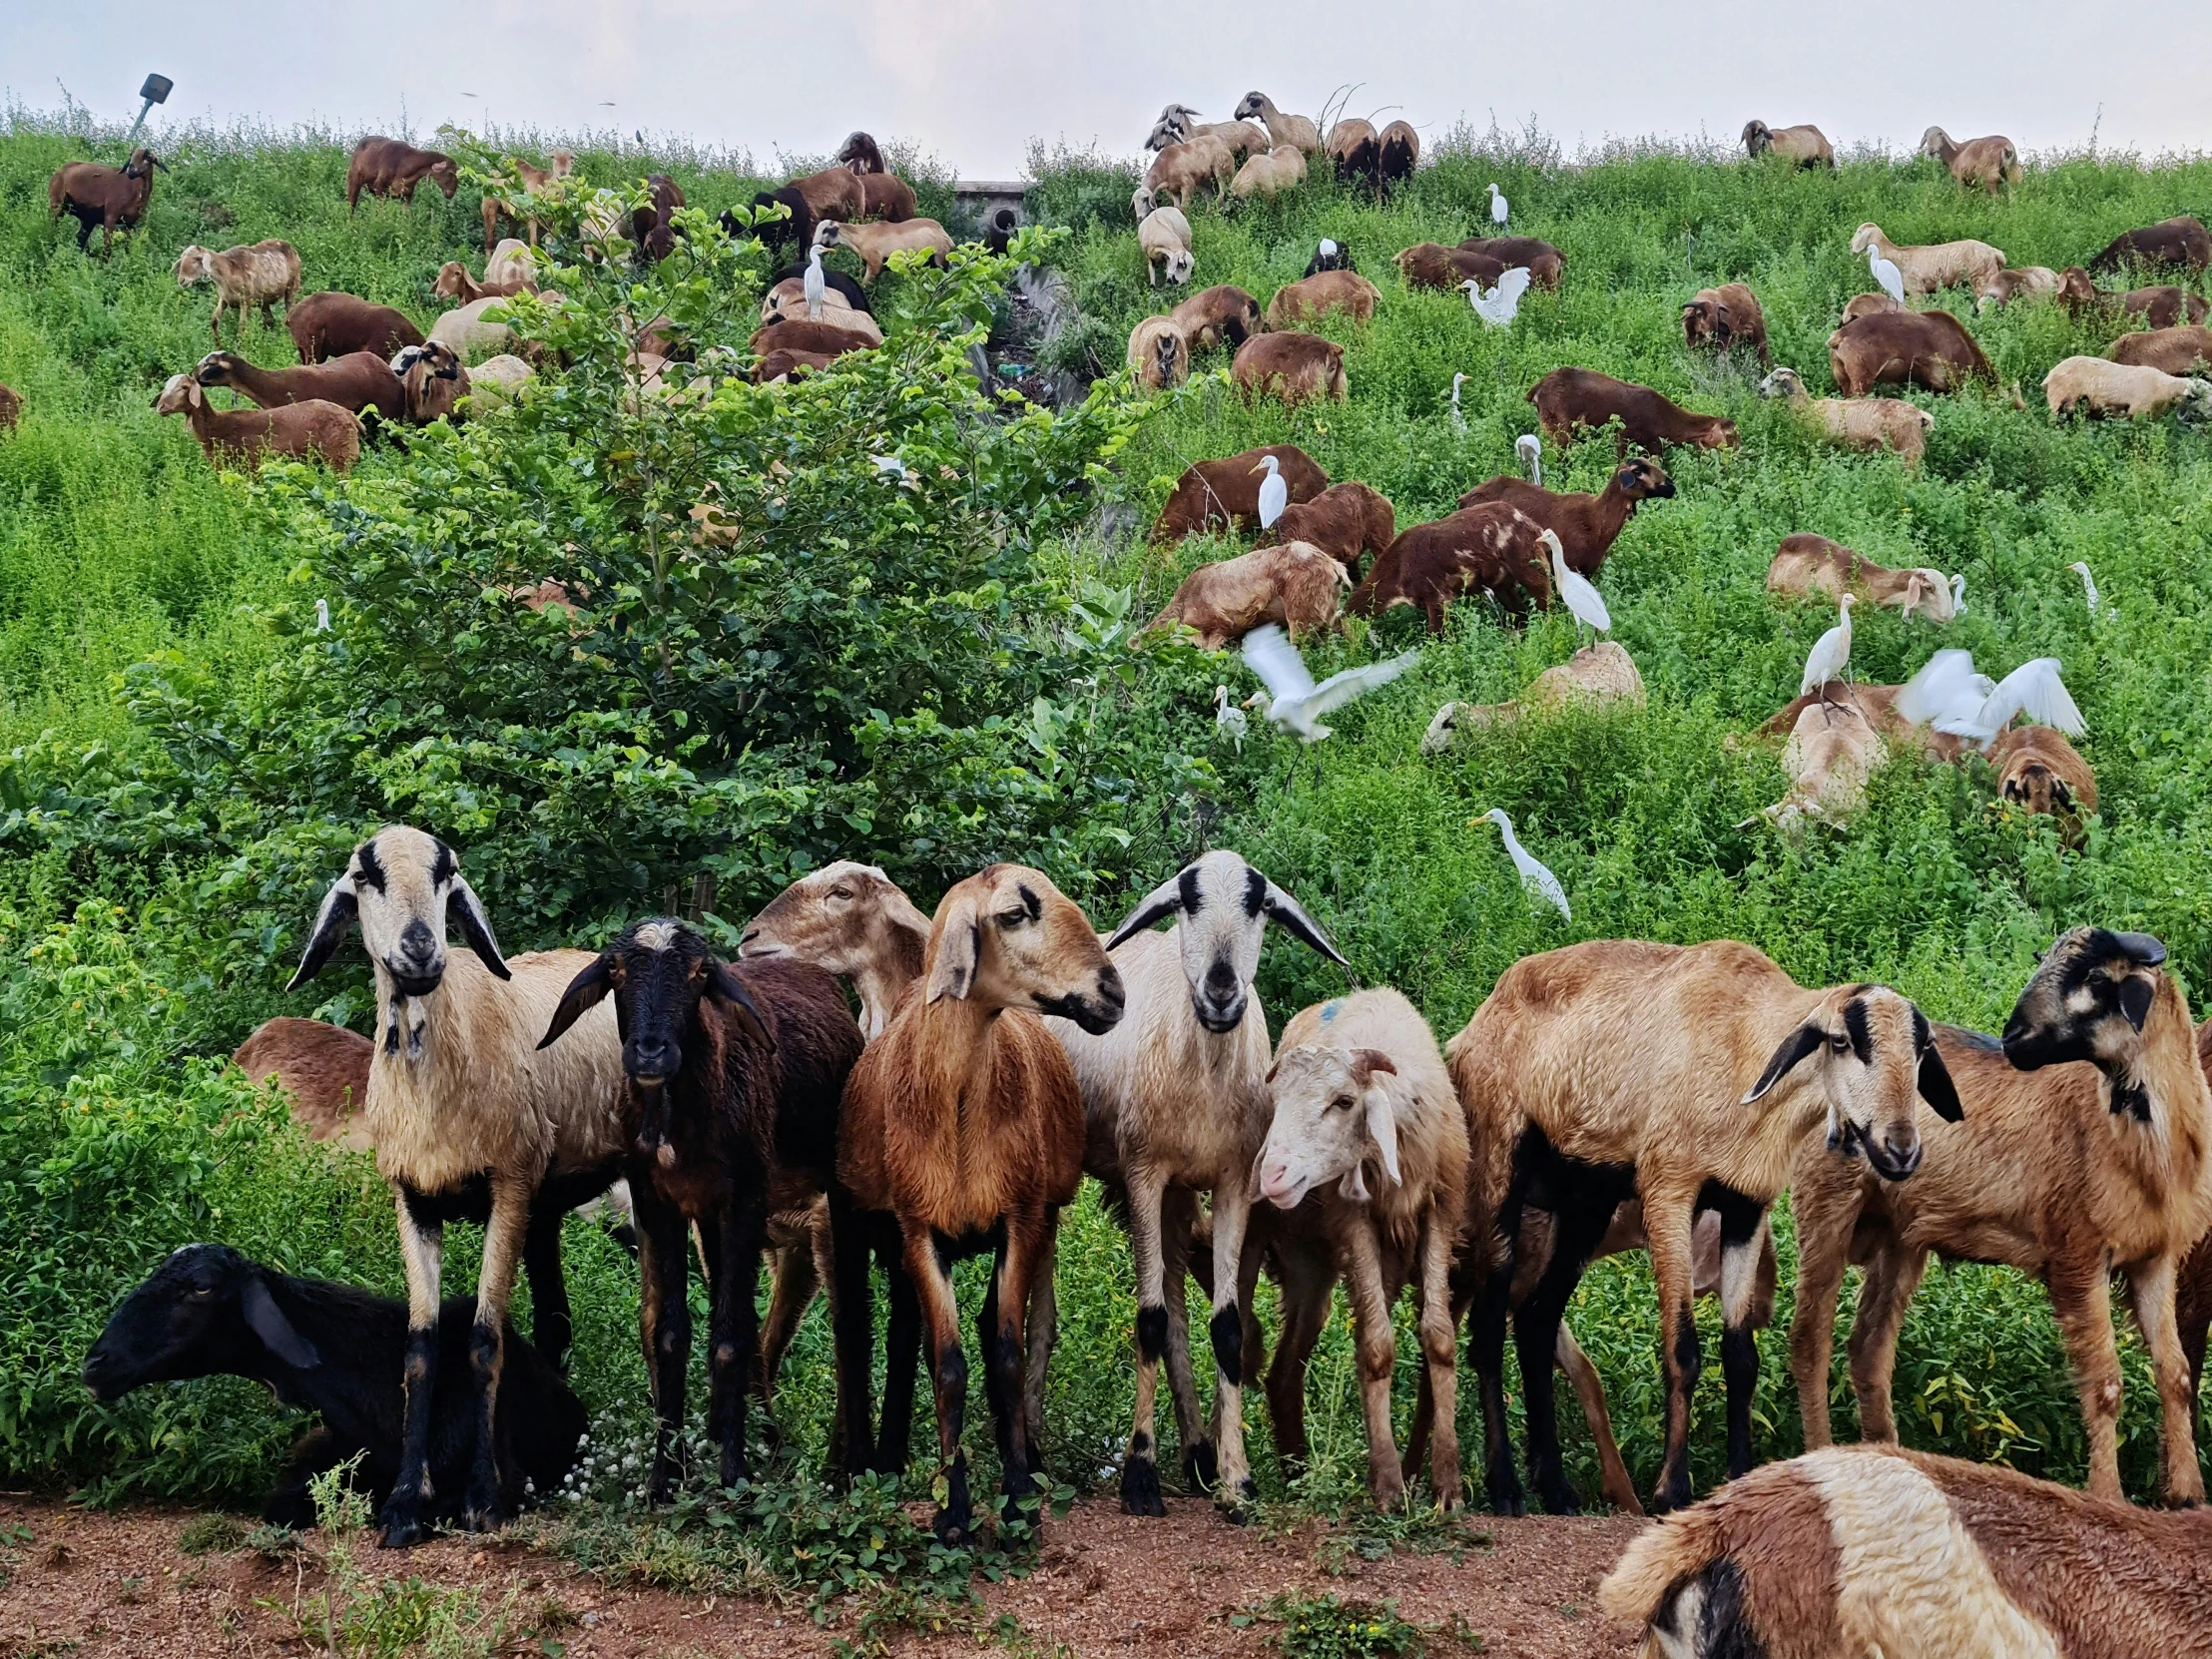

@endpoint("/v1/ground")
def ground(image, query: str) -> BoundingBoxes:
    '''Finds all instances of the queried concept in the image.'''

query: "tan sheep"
[1975,265,2058,311]
[815,218,952,282]
[1135,192,1195,286]
[484,240,539,289]
[1231,145,1307,203]
[176,240,302,343]
[1765,532,1955,622]
[1142,133,1234,209]
[1759,367,1935,466]
[1759,697,1888,832]
[1850,222,2006,295]
[1840,291,1903,325]
[1231,331,1347,408]
[1422,643,1646,752]
[2043,354,2212,419]
[1739,120,1834,168]
[1168,284,1261,352]
[1992,723,2096,840]
[1147,540,1350,648]
[1125,314,1191,392]
[2109,325,2212,375]
[1921,126,2023,194]
[1264,269,1378,329]
[1232,92,1324,158]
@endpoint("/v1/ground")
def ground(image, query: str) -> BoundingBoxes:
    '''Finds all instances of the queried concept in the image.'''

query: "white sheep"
[1231,145,1308,203]
[2043,354,2212,420]
[1126,314,1191,391]
[428,295,519,364]
[1135,191,1195,286]
[175,240,302,343]
[1849,222,2006,295]
[462,353,535,407]
[1760,367,1934,466]
[484,239,538,289]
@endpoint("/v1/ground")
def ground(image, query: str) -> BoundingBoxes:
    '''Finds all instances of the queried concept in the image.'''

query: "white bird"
[1460,267,1533,328]
[870,453,906,479]
[1478,808,1570,920]
[1867,243,1906,306]
[804,244,827,321]
[1800,593,1855,697]
[1449,372,1467,431]
[1515,432,1543,487]
[1253,454,1288,530]
[1487,182,1508,227]
[2068,560,2107,617]
[313,599,330,633]
[1214,685,1247,751]
[1542,529,1609,638]
[1897,649,2085,746]
[1317,238,1340,263]
[1240,623,1418,743]
[1895,648,1994,728]
[1948,573,1966,616]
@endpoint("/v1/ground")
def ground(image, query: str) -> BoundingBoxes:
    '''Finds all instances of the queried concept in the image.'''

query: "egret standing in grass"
[1254,453,1288,530]
[1476,808,1570,920]
[2068,560,2107,617]
[1867,243,1907,306]
[1450,372,1467,431]
[1542,529,1609,642]
[1801,593,1855,698]
[314,599,330,633]
[1461,267,1532,328]
[1240,623,1417,742]
[804,243,828,320]
[1487,182,1508,227]
[1949,573,1966,616]
[1214,685,1247,752]
[1516,432,1543,487]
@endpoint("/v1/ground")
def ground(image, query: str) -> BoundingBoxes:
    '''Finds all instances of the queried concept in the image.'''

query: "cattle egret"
[1253,454,1288,529]
[1214,684,1248,751]
[1896,648,1994,727]
[1867,244,1907,305]
[1449,372,1467,431]
[2068,560,2106,616]
[1516,432,1543,487]
[804,244,827,320]
[1461,267,1532,328]
[314,599,330,632]
[1543,529,1609,638]
[1477,808,1570,920]
[1897,648,2085,747]
[1487,182,1508,226]
[870,453,906,479]
[1240,623,1418,742]
[1949,573,1966,616]
[1801,593,1855,697]
[1318,238,1340,263]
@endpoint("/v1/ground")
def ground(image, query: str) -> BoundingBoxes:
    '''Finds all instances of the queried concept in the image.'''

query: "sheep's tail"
[1599,1504,1732,1631]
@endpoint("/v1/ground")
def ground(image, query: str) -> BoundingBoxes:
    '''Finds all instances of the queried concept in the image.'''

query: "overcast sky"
[9,1,2211,178]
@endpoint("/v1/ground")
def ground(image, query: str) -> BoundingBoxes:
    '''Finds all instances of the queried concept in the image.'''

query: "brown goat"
[1150,445,1328,543]
[287,291,423,364]
[392,342,472,425]
[1231,332,1347,408]
[1326,119,1379,185]
[1148,540,1350,648]
[1168,285,1262,353]
[1528,366,1739,455]
[347,138,458,212]
[1348,503,1554,633]
[1740,121,1834,168]
[48,148,162,254]
[1261,480,1396,578]
[177,242,302,343]
[157,372,361,473]
[2058,267,2210,330]
[0,383,21,433]
[2090,216,2210,275]
[2109,325,2212,374]
[748,318,877,361]
[1455,237,1566,291]
[234,1016,375,1151]
[753,347,840,384]
[1681,282,1770,366]
[480,151,573,254]
[1920,126,2022,194]
[195,348,407,424]
[1266,270,1379,329]
[1458,456,1675,577]
[1991,724,2097,839]
[1397,242,1507,292]
[1827,310,1995,398]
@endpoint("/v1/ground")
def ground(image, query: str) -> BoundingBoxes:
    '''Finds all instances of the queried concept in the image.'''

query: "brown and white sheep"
[288,291,423,364]
[1260,480,1396,578]
[1230,332,1347,408]
[1740,121,1835,168]
[1169,285,1261,352]
[2044,354,2212,419]
[48,148,163,255]
[1527,366,1738,454]
[1765,532,1955,622]
[2110,324,2212,374]
[1456,237,1565,291]
[1850,222,2006,295]
[1151,445,1327,542]
[2090,215,2209,275]
[391,342,473,425]
[1325,119,1378,184]
[156,372,361,473]
[1148,540,1350,648]
[1920,127,2023,194]
[1126,315,1191,392]
[1421,643,1646,752]
[1457,456,1676,578]
[1264,270,1378,329]
[1347,503,1555,633]
[346,138,457,212]
[479,151,573,254]
[748,318,877,363]
[1976,265,2059,310]
[1231,145,1307,203]
[1681,282,1770,366]
[1136,192,1196,286]
[1232,92,1324,158]
[177,242,302,343]
[2058,266,2210,329]
[816,218,951,282]
[1760,366,1936,464]
[1143,134,1235,209]
[1992,723,2097,838]
[194,348,406,425]
[1828,310,1997,398]
[433,261,536,306]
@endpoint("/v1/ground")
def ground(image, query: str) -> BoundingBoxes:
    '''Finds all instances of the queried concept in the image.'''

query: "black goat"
[1303,238,1354,278]
[82,1245,584,1527]
[837,131,887,175]
[539,919,863,1497]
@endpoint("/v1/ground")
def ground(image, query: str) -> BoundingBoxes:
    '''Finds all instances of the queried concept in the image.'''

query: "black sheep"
[82,1245,584,1527]
[735,187,815,255]
[1303,238,1354,278]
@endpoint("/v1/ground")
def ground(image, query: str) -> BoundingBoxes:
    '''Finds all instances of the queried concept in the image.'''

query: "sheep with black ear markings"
[1135,190,1195,286]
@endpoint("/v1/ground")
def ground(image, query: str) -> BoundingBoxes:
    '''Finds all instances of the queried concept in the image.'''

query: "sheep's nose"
[397,919,438,964]
[1205,961,1239,995]
[628,1037,677,1079]
[1096,967,1126,1010]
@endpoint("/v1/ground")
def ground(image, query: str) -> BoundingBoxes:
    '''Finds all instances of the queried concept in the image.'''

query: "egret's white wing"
[1896,649,1983,727]
[1241,623,1318,704]
[1302,649,1420,720]
[1560,569,1610,633]
[1800,622,1850,696]
[1979,658,2085,737]
[1518,856,1571,920]
[1495,267,1533,308]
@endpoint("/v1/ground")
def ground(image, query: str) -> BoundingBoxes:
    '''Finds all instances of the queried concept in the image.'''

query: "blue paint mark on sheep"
[1321,1000,1341,1021]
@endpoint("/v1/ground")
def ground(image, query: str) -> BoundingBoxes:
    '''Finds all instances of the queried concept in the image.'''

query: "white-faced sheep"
[1421,642,1646,752]
[815,218,952,282]
[1136,191,1196,286]
[1790,928,2212,1506]
[2044,354,2212,420]
[1767,532,1956,623]
[1147,106,1270,160]
[1232,145,1308,203]
[1127,314,1191,392]
[1143,134,1235,210]
[1740,120,1835,168]
[1921,126,2023,193]
[176,240,302,343]
[1449,941,1960,1514]
[1148,540,1350,649]
[1850,222,2006,295]
[1231,92,1324,158]
[155,371,361,473]
[1760,367,1936,465]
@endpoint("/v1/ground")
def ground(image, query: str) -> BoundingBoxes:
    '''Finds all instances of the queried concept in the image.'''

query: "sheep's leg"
[1645,1189,1702,1514]
[267,1424,348,1529]
[460,1176,530,1530]
[210,297,225,344]
[1207,1179,1257,1506]
[1158,1186,1213,1491]
[634,1184,693,1504]
[1265,1234,1335,1480]
[1787,1181,1860,1451]
[521,1201,573,1375]
[2176,1238,2212,1406]
[1344,1223,1409,1510]
[905,1227,973,1544]
[1022,1226,1056,1455]
[1402,1276,1470,1484]
[878,1233,922,1474]
[1119,1163,1171,1516]
[825,1187,877,1482]
[1470,1186,1527,1516]
[2049,1258,2126,1501]
[1414,1213,1463,1509]
[707,1192,769,1489]
[1717,1207,1772,1481]
[1558,1321,1641,1514]
[1843,1242,1926,1444]
[381,1188,444,1548]
[2125,1256,2207,1505]
[1513,1189,1610,1515]
[758,1234,821,1409]
[988,1206,1052,1523]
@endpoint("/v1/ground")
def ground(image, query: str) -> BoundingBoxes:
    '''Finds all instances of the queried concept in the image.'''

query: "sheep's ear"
[1106,876,1184,949]
[1917,1040,1964,1123]
[449,874,511,980]
[286,872,358,991]
[1744,1022,1826,1104]
[1901,574,1925,617]
[539,953,614,1049]
[1263,881,1349,965]
[240,1276,320,1370]
[1358,1052,1402,1188]
[2118,974,2155,1033]
[706,960,774,1048]
[925,895,982,1004]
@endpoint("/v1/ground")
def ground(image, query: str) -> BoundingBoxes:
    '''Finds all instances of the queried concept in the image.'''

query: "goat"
[194,348,405,425]
[1992,724,2097,841]
[1920,126,2023,193]
[817,217,951,282]
[1326,118,1378,185]
[1680,282,1769,366]
[2046,354,2212,419]
[1378,122,1419,191]
[2058,267,2210,329]
[1396,242,1508,292]
[0,382,18,433]
[1169,285,1261,353]
[1828,310,1997,398]
[1143,134,1235,210]
[1976,265,2059,310]
[1528,366,1738,455]
[48,148,163,254]
[288,291,423,364]
[347,138,458,212]
[156,372,360,473]
[1790,929,2210,1505]
[1136,192,1196,285]
[1457,456,1674,578]
[631,174,688,263]
[2110,324,2212,374]
[1765,532,1954,623]
[2091,215,2211,275]
[1261,481,1396,579]
[391,342,472,425]
[177,242,301,343]
[433,262,536,305]
[285,827,628,1545]
[1851,222,2006,294]
[1450,941,1960,1514]
[1421,643,1645,752]
[1232,145,1308,203]
[480,151,574,254]
[1127,315,1192,392]
[1232,92,1323,157]
[1265,270,1378,329]
[1148,540,1350,647]
[1740,120,1834,168]
[1760,367,1935,465]
[1151,445,1327,543]
[83,1245,584,1529]
[1455,236,1566,291]
[1230,332,1346,409]
[1347,503,1554,634]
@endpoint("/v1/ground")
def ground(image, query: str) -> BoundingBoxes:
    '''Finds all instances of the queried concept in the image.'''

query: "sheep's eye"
[1331,1095,1354,1111]
[997,908,1027,928]
[830,887,851,901]
[1829,1033,1849,1052]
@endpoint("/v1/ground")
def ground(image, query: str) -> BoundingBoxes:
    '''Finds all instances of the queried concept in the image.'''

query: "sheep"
[2058,266,2210,329]
[0,382,21,433]
[1765,532,1954,623]
[155,372,361,474]
[1421,643,1646,752]
[1680,282,1769,366]
[1325,118,1379,185]
[1760,366,1936,465]
[1151,445,1328,542]
[1850,222,2006,295]
[2044,354,2212,420]
[815,217,950,282]
[1839,290,1902,325]
[1347,502,1555,634]
[483,239,539,289]
[749,318,878,364]
[761,258,872,321]
[754,347,838,384]
[1169,284,1261,353]
[1602,1444,2212,1657]
[1256,988,1469,1510]
[427,294,522,364]
[1457,456,1676,578]
[1231,92,1324,158]
[347,137,458,212]
[82,1244,584,1530]
[1261,480,1397,579]
[1527,366,1739,455]
[1147,107,1270,160]
[432,261,536,305]
[2111,323,2212,374]
[194,347,406,425]
[1264,270,1379,329]
[48,148,163,255]
[1230,332,1346,408]
[284,827,630,1545]
[1920,126,2023,193]
[1456,236,1567,291]
[1789,928,2211,1507]
[1127,315,1192,392]
[1450,941,1959,1514]
[836,131,886,174]
[1828,310,1997,399]
[835,863,1124,1542]
[480,151,574,254]
[1143,134,1235,210]
[1759,696,1888,832]
[761,167,869,246]
[1147,541,1350,647]
[2092,215,2211,275]
[288,291,423,364]
[760,287,881,343]
[1136,192,1196,285]
[1377,122,1419,191]
[1740,120,1835,168]
[1975,265,2059,310]
[390,341,473,424]
[1231,145,1308,204]
[1992,723,2096,839]
[176,241,302,344]
[1396,241,1508,292]
[631,174,688,263]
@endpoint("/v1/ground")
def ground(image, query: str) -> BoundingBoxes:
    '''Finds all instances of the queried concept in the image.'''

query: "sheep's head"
[1152,326,1184,385]
[1131,186,1156,221]
[550,150,575,179]
[1918,127,1949,159]
[1758,367,1807,403]
[1741,121,1772,156]
[1849,224,1884,256]
[125,148,164,180]
[1699,416,1742,449]
[432,262,471,299]
[1615,456,1675,500]
[2002,929,2169,1114]
[174,246,214,286]
[1901,567,1955,623]
[81,1244,315,1401]
[1841,293,1902,324]
[193,351,247,387]
[2179,378,2212,423]
[427,154,460,197]
[1233,93,1267,122]
[1107,851,1344,1035]
[924,863,1123,1035]
[1743,983,1958,1180]
[288,825,509,1000]
[740,861,931,1032]
[1999,757,2080,828]
[154,372,203,415]
[1145,117,1187,153]
[1168,249,1197,284]
[2056,267,2097,307]
[1258,1042,1400,1208]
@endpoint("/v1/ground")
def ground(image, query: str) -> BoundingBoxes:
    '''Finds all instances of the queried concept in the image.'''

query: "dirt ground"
[0,1493,1647,1658]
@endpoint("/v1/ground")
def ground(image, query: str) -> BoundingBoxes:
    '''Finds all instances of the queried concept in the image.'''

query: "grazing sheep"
[2091,215,2211,275]
[1348,503,1555,634]
[1766,533,1955,622]
[626,174,688,263]
[390,341,473,424]
[2058,266,2210,329]
[433,261,536,305]
[749,318,878,362]
[1992,723,2096,839]
[816,217,951,281]
[1325,118,1378,184]
[426,294,522,364]
[2044,354,2212,419]
[48,148,162,254]
[2107,323,2212,374]
[1396,242,1508,292]
[156,372,361,473]
[836,131,886,174]
[1458,456,1675,578]
[288,291,423,364]
[1169,284,1261,352]
[1144,134,1235,209]
[1265,270,1378,329]
[1681,282,1770,366]
[852,172,916,222]
[1920,126,2023,193]
[0,382,18,433]
[461,353,533,408]
[347,137,458,211]
[1528,366,1738,454]
[761,288,881,343]
[1148,540,1350,647]
[1828,310,1996,398]
[1262,481,1396,579]
[1760,366,1936,464]
[754,347,839,384]
[1149,106,1271,159]
[1377,122,1419,191]
[1840,291,1903,325]
[1231,332,1346,408]
[480,152,574,254]
[484,240,539,289]
[1422,642,1646,751]
[1456,236,1566,291]
[1151,445,1328,542]
[235,1016,377,1152]
[1135,191,1196,286]
[1740,120,1835,168]
[1232,145,1308,203]
[1790,928,2210,1506]
[1760,696,1888,831]
[177,241,302,343]
[1850,223,2006,295]
[1127,314,1192,392]
[1231,92,1324,158]
[1451,943,1958,1514]
[83,1245,584,1530]
[1975,265,2059,310]
[194,348,406,425]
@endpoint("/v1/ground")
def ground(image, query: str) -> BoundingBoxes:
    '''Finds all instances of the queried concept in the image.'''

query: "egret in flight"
[1240,624,1417,743]
[1461,267,1532,327]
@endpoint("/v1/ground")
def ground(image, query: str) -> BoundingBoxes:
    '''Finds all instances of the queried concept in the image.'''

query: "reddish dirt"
[0,1493,1645,1657]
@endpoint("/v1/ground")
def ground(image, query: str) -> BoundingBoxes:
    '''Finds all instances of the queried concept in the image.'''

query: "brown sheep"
[1681,282,1769,366]
[234,1015,375,1152]
[1261,480,1396,578]
[1148,540,1350,648]
[194,348,406,425]
[1920,126,2022,194]
[1230,332,1347,408]
[1765,533,1956,623]
[287,291,423,364]
[1126,315,1191,392]
[1455,237,1566,291]
[48,148,163,255]
[1348,503,1555,634]
[156,371,362,473]
[1168,285,1262,353]
[1150,445,1328,543]
[1458,456,1675,577]
[1840,291,1903,325]
[0,382,21,433]
[753,347,839,384]
[433,262,536,305]
[1265,270,1379,329]
[2059,266,2212,330]
[346,138,458,212]
[1397,242,1507,292]
[1378,122,1419,191]
[1827,310,1996,399]
[1975,266,2060,310]
[852,173,917,223]
[1143,133,1235,209]
[836,863,1124,1543]
[2110,325,2212,374]
[1325,119,1379,185]
[748,318,877,361]
[785,166,868,227]
[392,342,472,425]
[480,151,573,254]
[2090,216,2210,275]
[1527,366,1739,455]
[1991,725,2096,840]
[628,174,688,263]
[1740,121,1835,168]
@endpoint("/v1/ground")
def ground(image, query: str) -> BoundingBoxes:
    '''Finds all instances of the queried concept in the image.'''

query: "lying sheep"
[2109,324,2212,375]
[1850,222,2006,295]
[1231,332,1346,408]
[484,240,539,289]
[1135,191,1195,286]
[1143,133,1235,209]
[1231,145,1307,204]
[1840,291,1902,325]
[815,218,952,282]
[1265,270,1378,329]
[2043,354,2212,420]
[1765,532,1955,622]
[1680,282,1769,366]
[1147,540,1350,648]
[1760,366,1935,465]
[1169,285,1260,352]
[177,241,302,343]
[1920,126,2022,193]
[1126,314,1191,392]
[1761,697,1887,832]
[1422,643,1645,752]
[427,294,523,364]
[1975,266,2058,310]
[2058,267,2210,329]
[1740,120,1835,168]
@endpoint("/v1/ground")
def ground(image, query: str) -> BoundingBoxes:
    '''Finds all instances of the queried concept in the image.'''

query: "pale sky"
[9,1,2211,179]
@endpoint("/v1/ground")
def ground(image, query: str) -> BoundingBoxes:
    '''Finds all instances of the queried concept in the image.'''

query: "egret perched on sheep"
[1449,372,1467,431]
[803,243,828,321]
[1461,268,1533,328]
[313,599,330,633]
[1214,685,1247,751]
[1240,623,1417,743]
[1487,182,1508,227]
[1475,808,1570,920]
[1515,432,1543,487]
[1542,529,1609,640]
[1897,648,2085,747]
[1867,243,1907,306]
[1253,454,1289,530]
[1800,593,1855,697]
[2068,560,2109,617]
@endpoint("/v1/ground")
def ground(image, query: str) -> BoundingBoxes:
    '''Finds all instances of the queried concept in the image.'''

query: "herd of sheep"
[36,98,2212,1654]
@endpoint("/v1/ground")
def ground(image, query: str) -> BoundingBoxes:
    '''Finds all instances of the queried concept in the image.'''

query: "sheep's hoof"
[1537,1479,1581,1517]
[1484,1467,1526,1519]
[1649,1475,1692,1515]
[1120,1456,1167,1516]
[377,1510,427,1550]
[1183,1438,1219,1494]
[932,1507,973,1547]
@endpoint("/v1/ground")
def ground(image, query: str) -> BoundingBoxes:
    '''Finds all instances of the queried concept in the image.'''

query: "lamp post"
[125,74,172,146]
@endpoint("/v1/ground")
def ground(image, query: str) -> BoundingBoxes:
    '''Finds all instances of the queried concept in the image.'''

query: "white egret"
[1240,623,1418,743]
[1948,573,1966,616]
[1477,808,1570,920]
[1214,685,1248,751]
[870,453,906,479]
[1867,243,1907,306]
[1542,529,1609,639]
[2068,560,2108,617]
[1515,432,1543,487]
[1897,649,2085,747]
[1895,648,1994,728]
[1800,593,1855,697]
[1460,267,1532,328]
[1449,372,1467,431]
[804,243,827,320]
[1487,182,1508,227]
[313,599,331,633]
[1253,454,1288,530]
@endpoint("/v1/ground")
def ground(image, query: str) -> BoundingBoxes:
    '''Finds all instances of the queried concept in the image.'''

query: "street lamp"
[125,74,173,146]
